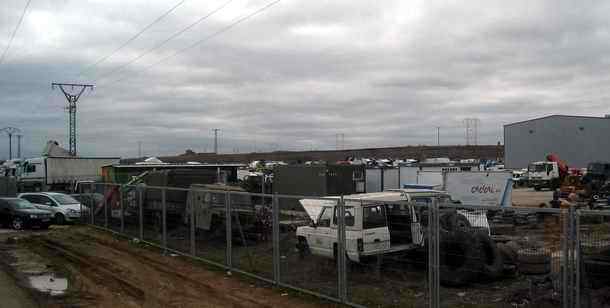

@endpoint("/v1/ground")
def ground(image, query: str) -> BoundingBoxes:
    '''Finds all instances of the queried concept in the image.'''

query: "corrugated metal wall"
[505,116,610,169]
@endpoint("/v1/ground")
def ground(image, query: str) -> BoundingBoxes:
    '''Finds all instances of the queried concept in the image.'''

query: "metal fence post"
[225,191,232,269]
[90,183,95,225]
[120,187,124,233]
[575,210,581,308]
[562,207,569,308]
[428,197,440,308]
[272,193,280,285]
[162,188,167,251]
[139,187,144,240]
[79,182,83,223]
[104,185,108,229]
[337,195,347,303]
[190,188,196,256]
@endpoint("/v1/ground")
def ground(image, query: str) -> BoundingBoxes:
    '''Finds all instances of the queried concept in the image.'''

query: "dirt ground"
[511,188,553,207]
[0,226,338,308]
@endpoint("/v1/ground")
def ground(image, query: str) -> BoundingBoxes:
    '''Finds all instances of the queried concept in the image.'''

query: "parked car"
[0,198,53,230]
[18,192,85,224]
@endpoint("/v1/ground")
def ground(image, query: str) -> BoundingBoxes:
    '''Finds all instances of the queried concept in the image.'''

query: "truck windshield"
[528,164,546,172]
[363,205,387,229]
[9,199,36,209]
[52,194,80,205]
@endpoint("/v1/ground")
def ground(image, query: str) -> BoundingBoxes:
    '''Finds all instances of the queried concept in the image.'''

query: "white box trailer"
[19,156,119,192]
[442,171,513,207]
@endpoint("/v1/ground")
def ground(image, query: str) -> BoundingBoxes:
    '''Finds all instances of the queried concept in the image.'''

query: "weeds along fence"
[79,183,606,308]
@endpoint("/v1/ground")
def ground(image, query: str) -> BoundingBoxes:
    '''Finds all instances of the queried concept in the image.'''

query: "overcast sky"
[1,0,609,159]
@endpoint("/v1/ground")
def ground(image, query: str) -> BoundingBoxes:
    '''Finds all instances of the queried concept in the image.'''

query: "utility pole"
[335,133,345,150]
[17,134,22,158]
[212,128,220,154]
[436,127,440,146]
[52,83,94,156]
[1,127,20,160]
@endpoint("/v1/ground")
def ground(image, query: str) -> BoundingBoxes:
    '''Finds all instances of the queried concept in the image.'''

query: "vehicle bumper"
[65,212,82,221]
[27,218,52,226]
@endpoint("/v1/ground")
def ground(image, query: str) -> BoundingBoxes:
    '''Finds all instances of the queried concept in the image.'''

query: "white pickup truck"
[296,189,490,263]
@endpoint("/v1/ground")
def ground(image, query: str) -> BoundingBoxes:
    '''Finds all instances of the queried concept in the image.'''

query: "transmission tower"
[1,127,20,160]
[213,129,220,154]
[463,118,480,145]
[52,83,95,156]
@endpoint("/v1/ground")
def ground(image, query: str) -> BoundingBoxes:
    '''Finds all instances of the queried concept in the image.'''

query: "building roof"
[504,114,610,127]
[111,163,245,169]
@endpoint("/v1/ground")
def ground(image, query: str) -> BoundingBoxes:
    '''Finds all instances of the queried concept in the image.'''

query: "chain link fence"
[78,183,604,308]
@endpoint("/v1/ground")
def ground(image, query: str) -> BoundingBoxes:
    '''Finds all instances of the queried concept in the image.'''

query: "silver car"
[18,192,86,224]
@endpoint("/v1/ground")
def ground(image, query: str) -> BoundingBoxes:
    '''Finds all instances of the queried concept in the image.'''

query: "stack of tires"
[439,212,503,286]
[516,247,551,275]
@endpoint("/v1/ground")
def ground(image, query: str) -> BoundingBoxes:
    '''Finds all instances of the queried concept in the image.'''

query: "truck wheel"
[55,213,66,225]
[11,217,24,230]
[296,236,310,258]
[497,242,519,265]
[439,230,482,286]
[440,212,471,232]
[517,247,551,275]
[475,231,503,279]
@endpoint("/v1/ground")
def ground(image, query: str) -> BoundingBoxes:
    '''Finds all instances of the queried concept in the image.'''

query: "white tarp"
[443,171,513,206]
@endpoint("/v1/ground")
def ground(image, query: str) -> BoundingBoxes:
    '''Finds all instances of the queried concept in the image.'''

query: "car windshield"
[51,194,80,205]
[9,199,36,209]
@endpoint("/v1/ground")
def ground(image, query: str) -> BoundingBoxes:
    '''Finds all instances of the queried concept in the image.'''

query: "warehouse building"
[504,115,610,169]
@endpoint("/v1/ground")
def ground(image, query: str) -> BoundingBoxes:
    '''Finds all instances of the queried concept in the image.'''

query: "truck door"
[309,207,334,257]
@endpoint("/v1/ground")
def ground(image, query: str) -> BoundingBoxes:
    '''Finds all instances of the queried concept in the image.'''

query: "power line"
[0,0,32,66]
[102,0,282,86]
[93,0,235,83]
[77,0,187,78]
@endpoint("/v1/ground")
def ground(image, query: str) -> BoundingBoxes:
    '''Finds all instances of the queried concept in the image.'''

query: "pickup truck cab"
[296,189,489,263]
[528,161,560,190]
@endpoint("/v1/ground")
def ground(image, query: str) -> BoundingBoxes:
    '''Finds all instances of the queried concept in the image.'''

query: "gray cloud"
[1,0,609,159]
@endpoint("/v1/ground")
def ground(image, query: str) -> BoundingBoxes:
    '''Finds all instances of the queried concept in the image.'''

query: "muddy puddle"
[28,274,68,296]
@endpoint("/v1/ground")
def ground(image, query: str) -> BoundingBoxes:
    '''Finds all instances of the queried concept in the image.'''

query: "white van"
[296,189,489,263]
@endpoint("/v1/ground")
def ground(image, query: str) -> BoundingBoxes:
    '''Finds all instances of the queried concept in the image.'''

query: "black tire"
[54,213,66,225]
[474,231,503,279]
[517,248,551,264]
[11,217,24,230]
[497,242,518,265]
[518,262,551,275]
[517,247,551,275]
[440,212,472,232]
[439,230,482,286]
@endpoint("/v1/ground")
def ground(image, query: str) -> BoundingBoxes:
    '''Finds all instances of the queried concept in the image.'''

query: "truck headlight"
[30,214,38,219]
